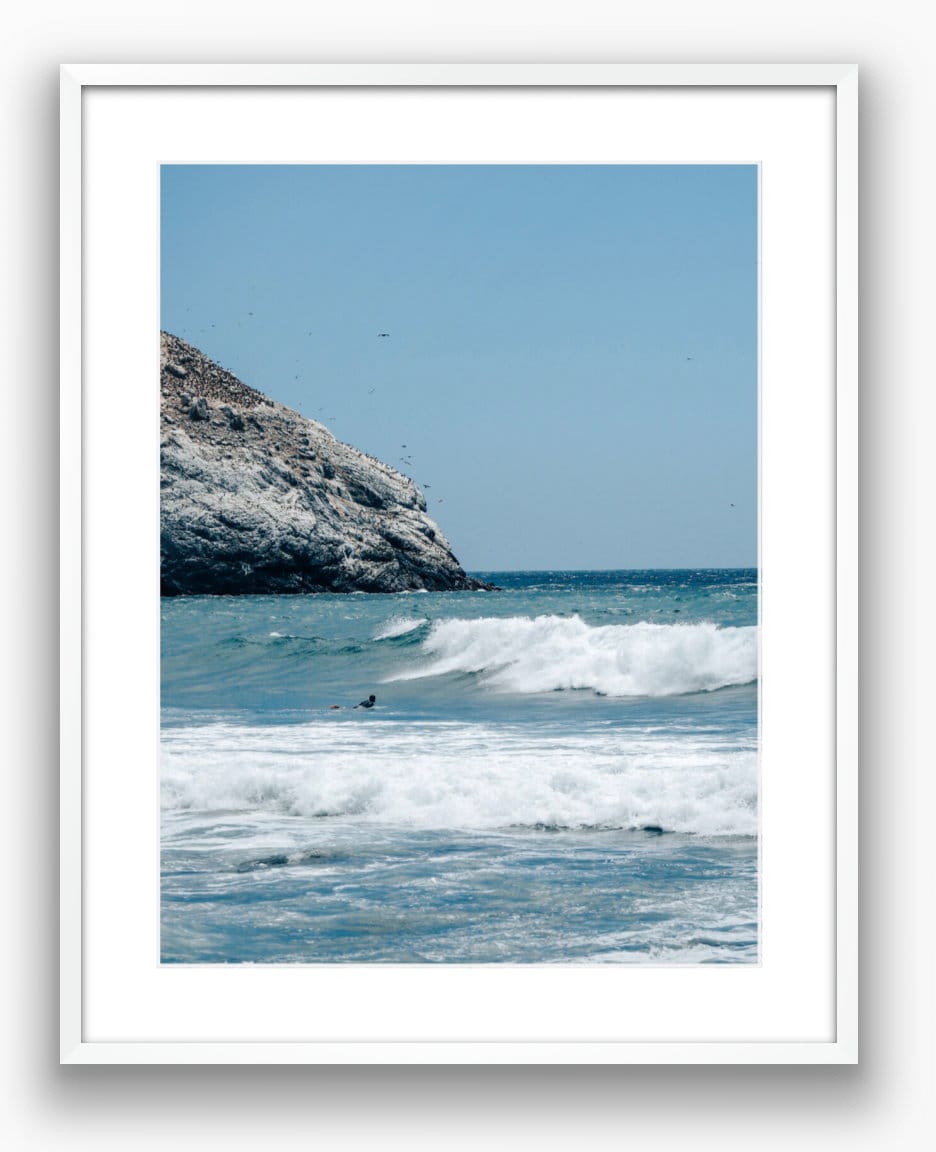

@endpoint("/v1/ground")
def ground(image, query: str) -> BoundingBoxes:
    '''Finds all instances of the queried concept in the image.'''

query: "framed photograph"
[61,63,857,1063]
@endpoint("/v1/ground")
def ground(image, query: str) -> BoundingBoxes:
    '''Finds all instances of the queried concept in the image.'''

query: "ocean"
[161,569,759,964]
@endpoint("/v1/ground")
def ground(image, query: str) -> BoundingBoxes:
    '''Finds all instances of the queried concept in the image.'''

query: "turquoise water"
[161,570,758,963]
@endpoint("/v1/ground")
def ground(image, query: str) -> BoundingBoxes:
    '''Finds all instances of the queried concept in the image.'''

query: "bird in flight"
[378,332,390,338]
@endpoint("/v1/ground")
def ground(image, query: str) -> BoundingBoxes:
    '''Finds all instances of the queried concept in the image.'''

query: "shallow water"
[161,569,759,963]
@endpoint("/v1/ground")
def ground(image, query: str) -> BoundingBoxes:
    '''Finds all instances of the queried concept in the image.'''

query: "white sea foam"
[390,615,757,697]
[372,616,426,641]
[161,719,757,835]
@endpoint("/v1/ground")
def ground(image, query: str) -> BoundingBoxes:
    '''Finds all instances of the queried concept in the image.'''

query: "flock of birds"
[373,338,436,497]
[183,313,447,498]
[179,312,739,511]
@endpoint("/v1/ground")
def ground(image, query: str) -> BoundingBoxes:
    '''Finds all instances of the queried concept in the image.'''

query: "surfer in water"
[329,694,376,711]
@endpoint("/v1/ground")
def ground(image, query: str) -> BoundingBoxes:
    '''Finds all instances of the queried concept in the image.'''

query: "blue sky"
[161,165,757,571]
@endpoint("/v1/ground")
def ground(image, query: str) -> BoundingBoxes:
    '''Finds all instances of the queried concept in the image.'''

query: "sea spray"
[390,615,757,697]
[162,570,760,963]
[161,719,757,836]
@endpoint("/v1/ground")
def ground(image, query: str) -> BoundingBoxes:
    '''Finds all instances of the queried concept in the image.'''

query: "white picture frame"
[60,63,857,1064]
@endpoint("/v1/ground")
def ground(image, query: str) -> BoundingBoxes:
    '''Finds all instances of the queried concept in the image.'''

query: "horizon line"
[466,565,758,574]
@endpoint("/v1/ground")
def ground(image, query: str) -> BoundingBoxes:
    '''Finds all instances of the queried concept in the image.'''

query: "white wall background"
[1,1,931,1148]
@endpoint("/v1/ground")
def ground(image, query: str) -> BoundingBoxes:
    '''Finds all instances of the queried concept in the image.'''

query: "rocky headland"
[160,332,492,595]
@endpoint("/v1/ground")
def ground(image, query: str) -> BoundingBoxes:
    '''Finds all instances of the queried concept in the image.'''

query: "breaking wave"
[372,616,427,641]
[160,719,757,836]
[390,615,757,697]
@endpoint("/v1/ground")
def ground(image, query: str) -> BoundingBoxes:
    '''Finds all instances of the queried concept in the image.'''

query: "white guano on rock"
[160,331,493,596]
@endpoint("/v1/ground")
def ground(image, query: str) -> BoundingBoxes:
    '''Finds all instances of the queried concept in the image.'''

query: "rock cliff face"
[160,332,491,595]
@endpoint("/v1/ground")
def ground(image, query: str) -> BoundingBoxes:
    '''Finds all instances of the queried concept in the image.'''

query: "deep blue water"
[161,569,758,963]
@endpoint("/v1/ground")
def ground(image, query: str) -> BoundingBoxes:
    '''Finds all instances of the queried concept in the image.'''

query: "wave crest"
[373,616,427,641]
[391,615,757,697]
